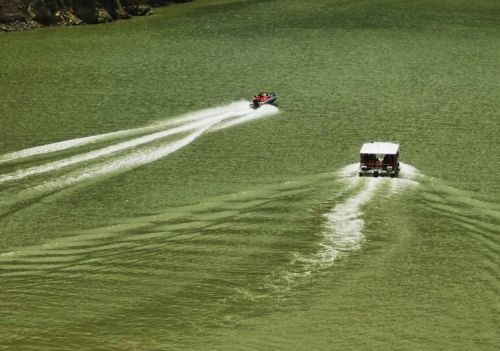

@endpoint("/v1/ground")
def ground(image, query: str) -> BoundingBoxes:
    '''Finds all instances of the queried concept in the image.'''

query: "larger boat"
[359,142,400,177]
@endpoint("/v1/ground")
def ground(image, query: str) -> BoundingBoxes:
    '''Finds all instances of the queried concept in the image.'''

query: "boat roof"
[360,142,399,155]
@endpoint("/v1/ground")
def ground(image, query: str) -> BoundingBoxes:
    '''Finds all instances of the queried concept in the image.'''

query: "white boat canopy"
[360,142,399,155]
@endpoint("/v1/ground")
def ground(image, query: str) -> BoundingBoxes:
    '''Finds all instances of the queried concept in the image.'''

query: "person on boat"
[382,155,388,164]
[252,96,259,107]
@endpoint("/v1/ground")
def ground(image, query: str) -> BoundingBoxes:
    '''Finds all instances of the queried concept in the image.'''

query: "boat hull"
[250,94,278,109]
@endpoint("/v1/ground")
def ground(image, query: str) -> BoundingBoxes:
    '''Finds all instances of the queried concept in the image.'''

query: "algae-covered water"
[1,0,499,350]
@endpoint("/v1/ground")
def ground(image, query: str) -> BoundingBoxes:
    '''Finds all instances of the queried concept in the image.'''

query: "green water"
[0,0,499,349]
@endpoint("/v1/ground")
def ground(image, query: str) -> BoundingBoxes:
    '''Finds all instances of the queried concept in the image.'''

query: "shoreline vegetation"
[0,0,192,32]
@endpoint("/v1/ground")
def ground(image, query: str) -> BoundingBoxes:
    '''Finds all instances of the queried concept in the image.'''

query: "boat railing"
[361,162,395,169]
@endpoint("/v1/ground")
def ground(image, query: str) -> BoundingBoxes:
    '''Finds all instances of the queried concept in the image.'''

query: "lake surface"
[0,0,499,349]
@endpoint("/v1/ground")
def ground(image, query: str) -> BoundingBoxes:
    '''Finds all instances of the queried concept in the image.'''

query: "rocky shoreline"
[0,0,192,32]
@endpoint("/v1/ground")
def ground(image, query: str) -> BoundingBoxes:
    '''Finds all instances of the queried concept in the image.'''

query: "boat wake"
[0,101,279,216]
[270,162,420,295]
[319,162,419,263]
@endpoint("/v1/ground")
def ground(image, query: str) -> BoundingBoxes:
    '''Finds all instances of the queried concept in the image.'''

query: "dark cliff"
[0,0,192,31]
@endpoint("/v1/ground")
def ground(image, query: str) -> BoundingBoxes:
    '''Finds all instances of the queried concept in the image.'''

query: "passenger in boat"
[374,158,381,167]
[368,154,376,167]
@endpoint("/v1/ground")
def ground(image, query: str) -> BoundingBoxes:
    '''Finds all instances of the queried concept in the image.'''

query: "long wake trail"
[0,101,247,165]
[276,162,420,292]
[0,107,250,184]
[0,102,279,216]
[319,162,419,263]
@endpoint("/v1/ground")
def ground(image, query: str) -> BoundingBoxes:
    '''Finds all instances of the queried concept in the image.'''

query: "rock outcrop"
[0,0,192,31]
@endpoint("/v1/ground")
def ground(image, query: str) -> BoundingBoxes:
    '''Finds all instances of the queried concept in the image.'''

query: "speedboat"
[250,91,278,109]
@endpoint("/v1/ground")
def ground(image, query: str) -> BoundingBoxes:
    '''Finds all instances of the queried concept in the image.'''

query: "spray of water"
[0,106,251,184]
[285,162,420,283]
[318,162,420,262]
[0,101,279,215]
[0,101,249,165]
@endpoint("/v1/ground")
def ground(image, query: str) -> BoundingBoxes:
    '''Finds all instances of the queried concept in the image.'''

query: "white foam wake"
[0,102,279,213]
[33,124,214,193]
[337,161,419,192]
[210,104,277,131]
[0,106,250,184]
[0,101,249,165]
[319,178,379,263]
[317,162,420,265]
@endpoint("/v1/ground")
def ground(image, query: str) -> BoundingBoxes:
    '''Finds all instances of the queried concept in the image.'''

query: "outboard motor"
[252,98,260,109]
